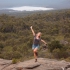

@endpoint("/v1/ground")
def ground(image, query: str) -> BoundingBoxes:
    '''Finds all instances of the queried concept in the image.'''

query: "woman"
[30,26,47,62]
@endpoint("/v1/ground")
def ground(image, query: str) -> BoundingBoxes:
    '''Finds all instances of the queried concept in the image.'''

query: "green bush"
[52,46,69,59]
[52,48,60,59]
[12,51,22,59]
[0,42,4,53]
[48,40,63,52]
[12,58,18,64]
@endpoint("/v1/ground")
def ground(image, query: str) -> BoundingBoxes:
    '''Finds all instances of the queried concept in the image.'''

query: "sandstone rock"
[16,59,41,69]
[0,58,70,70]
[0,59,12,70]
[64,65,70,70]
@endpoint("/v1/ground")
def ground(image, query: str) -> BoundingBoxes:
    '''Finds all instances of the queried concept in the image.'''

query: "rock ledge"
[0,58,70,70]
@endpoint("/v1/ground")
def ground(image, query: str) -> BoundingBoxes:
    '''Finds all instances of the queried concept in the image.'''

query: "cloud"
[8,6,54,11]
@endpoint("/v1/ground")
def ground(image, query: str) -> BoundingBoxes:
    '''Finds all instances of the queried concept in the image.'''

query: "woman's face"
[37,32,41,37]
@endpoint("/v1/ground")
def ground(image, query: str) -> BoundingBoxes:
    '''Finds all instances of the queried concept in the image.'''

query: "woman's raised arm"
[30,26,35,36]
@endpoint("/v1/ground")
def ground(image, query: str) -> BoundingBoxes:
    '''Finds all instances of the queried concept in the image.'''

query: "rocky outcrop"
[0,58,70,70]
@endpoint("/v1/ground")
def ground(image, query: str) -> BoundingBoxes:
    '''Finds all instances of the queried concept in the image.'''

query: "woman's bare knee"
[33,48,38,53]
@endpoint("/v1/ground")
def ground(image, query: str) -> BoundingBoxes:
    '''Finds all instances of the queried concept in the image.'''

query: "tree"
[49,40,63,52]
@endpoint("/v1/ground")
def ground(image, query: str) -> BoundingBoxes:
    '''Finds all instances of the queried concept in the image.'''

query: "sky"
[0,0,70,9]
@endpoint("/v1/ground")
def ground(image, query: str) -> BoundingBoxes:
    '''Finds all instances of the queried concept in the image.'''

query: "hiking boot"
[35,59,37,62]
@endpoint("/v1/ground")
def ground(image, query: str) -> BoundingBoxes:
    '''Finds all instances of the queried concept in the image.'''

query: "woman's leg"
[33,48,38,62]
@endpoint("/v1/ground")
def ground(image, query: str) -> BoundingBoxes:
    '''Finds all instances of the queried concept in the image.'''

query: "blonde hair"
[37,32,42,34]
[36,32,42,38]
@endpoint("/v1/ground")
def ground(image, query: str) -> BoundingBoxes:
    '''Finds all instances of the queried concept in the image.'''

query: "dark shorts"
[32,44,39,50]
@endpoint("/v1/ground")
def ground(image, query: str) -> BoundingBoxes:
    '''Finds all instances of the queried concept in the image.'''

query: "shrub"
[52,46,69,59]
[48,40,63,52]
[12,58,18,64]
[0,42,4,50]
[52,48,60,59]
[12,51,22,59]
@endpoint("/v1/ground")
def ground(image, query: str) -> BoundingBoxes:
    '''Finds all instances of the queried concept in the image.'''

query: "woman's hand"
[45,43,47,45]
[30,26,32,29]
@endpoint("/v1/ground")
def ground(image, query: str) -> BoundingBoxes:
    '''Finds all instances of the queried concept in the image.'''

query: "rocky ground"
[0,58,70,70]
